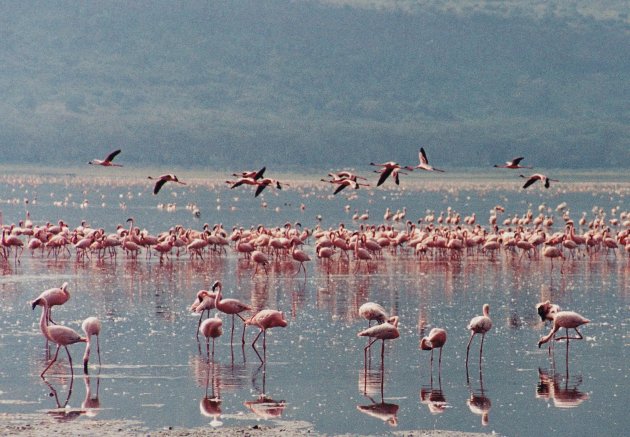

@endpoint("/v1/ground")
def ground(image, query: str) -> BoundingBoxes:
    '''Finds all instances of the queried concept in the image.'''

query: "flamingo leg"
[438,347,443,370]
[480,333,486,362]
[465,332,475,365]
[65,346,74,376]
[251,329,264,362]
[41,345,61,377]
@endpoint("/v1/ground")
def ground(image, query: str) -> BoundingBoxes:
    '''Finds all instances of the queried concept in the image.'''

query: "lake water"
[0,166,627,435]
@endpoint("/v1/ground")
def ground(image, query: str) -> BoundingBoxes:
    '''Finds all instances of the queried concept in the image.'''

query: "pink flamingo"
[493,157,531,169]
[543,245,565,273]
[370,161,413,186]
[520,173,559,189]
[415,147,445,172]
[246,309,288,362]
[191,290,217,339]
[147,174,186,194]
[88,149,122,167]
[466,304,492,366]
[538,311,590,349]
[34,297,86,377]
[212,280,252,344]
[357,316,400,365]
[251,250,269,276]
[31,282,70,325]
[290,237,311,278]
[199,313,223,359]
[358,302,389,327]
[421,328,447,369]
[82,316,102,374]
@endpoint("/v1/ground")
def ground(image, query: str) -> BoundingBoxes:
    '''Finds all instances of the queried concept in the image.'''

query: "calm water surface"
[0,168,627,435]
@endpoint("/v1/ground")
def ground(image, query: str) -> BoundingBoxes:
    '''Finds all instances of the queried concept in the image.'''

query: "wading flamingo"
[82,316,102,374]
[200,313,223,359]
[31,282,70,325]
[34,297,86,377]
[421,328,447,369]
[358,302,389,327]
[466,304,492,366]
[212,280,252,344]
[358,316,400,366]
[246,309,288,362]
[538,311,590,349]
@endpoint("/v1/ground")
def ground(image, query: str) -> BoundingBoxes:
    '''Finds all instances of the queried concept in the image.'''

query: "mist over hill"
[0,0,628,170]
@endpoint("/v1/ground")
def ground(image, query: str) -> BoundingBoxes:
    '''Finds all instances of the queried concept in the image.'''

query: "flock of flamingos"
[3,148,627,424]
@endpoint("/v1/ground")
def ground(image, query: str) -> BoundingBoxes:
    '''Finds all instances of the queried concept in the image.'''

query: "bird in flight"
[88,149,123,167]
[415,147,445,172]
[520,174,558,189]
[232,167,266,181]
[370,162,414,186]
[148,174,187,194]
[494,157,532,169]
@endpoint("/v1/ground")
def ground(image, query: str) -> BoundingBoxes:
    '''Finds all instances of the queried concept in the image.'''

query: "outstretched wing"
[254,166,266,180]
[105,149,122,162]
[419,147,429,166]
[511,157,524,166]
[333,183,347,195]
[377,167,393,186]
[153,179,167,195]
[522,176,537,189]
[255,183,267,197]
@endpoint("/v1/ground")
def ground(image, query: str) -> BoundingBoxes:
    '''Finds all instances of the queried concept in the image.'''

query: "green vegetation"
[0,1,628,169]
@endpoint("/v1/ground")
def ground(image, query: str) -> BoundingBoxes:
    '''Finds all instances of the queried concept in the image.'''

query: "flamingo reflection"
[466,369,491,426]
[200,362,223,427]
[420,375,448,415]
[244,362,287,419]
[536,365,589,409]
[42,376,90,422]
[81,373,101,417]
[357,366,399,427]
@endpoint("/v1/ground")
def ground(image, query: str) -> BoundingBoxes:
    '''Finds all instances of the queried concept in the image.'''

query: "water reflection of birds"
[357,366,399,427]
[420,376,448,415]
[244,362,287,419]
[42,376,88,422]
[536,366,589,409]
[81,373,101,417]
[466,369,491,426]
[200,362,222,427]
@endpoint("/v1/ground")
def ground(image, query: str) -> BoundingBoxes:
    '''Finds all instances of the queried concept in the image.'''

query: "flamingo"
[254,178,283,197]
[246,309,288,362]
[538,311,590,349]
[543,245,565,273]
[358,302,389,327]
[251,250,269,276]
[357,316,400,365]
[370,162,413,186]
[536,301,561,323]
[290,237,311,278]
[147,174,186,194]
[232,166,266,180]
[415,147,445,172]
[31,282,70,325]
[420,328,447,369]
[212,280,252,344]
[199,313,223,359]
[34,297,86,377]
[82,317,102,374]
[192,290,217,339]
[466,304,492,366]
[88,149,122,167]
[520,174,559,189]
[493,157,532,169]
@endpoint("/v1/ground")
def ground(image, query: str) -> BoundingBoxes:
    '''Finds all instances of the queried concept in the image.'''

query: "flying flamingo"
[358,302,389,327]
[415,147,445,172]
[493,157,532,169]
[538,311,590,349]
[88,149,123,167]
[147,174,186,194]
[232,166,266,180]
[466,304,492,366]
[370,162,414,186]
[82,316,102,374]
[212,280,252,344]
[520,173,559,189]
[34,297,86,377]
[254,178,283,197]
[246,309,288,362]
[357,316,400,366]
[31,282,70,325]
[420,328,447,369]
[199,313,223,359]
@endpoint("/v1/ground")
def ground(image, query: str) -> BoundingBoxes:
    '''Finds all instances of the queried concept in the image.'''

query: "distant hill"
[0,0,628,169]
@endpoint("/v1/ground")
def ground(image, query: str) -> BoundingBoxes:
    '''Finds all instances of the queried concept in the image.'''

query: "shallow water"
[0,168,628,435]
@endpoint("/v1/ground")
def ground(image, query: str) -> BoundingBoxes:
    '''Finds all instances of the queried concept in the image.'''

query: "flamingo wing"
[511,157,524,166]
[153,178,168,194]
[105,149,121,162]
[333,183,348,195]
[419,147,429,165]
[521,176,538,189]
[254,167,266,180]
[255,183,268,197]
[376,167,393,186]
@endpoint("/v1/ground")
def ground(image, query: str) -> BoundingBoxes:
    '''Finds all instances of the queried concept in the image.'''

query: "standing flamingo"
[466,304,492,366]
[212,280,252,344]
[357,316,400,366]
[246,309,288,362]
[251,250,269,276]
[34,297,86,377]
[88,149,123,166]
[358,302,389,327]
[538,311,590,349]
[199,313,223,359]
[82,316,102,374]
[31,282,70,325]
[420,328,447,369]
[290,237,311,278]
[191,290,217,339]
